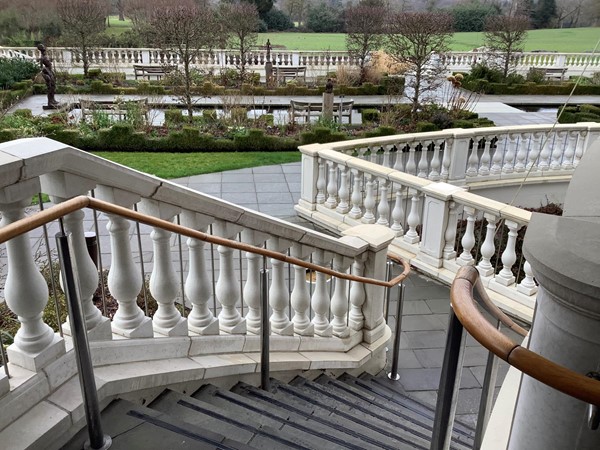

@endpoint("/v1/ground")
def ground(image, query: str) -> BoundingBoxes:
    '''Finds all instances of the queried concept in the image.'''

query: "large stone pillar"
[509,139,600,450]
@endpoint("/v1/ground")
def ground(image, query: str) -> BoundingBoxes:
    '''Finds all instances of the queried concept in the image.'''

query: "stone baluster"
[429,140,442,181]
[213,221,246,334]
[40,172,111,341]
[495,220,521,286]
[478,137,492,176]
[240,230,268,335]
[457,206,477,266]
[336,165,350,214]
[573,131,587,167]
[181,212,218,335]
[376,179,390,227]
[268,237,294,335]
[348,168,363,219]
[369,146,379,164]
[325,161,338,209]
[357,147,368,161]
[490,136,505,175]
[393,145,405,171]
[466,139,480,177]
[538,132,553,171]
[331,254,353,338]
[406,143,417,175]
[316,159,326,204]
[311,249,333,336]
[550,131,566,170]
[477,213,497,277]
[140,199,187,336]
[443,201,459,260]
[440,138,452,181]
[404,190,421,244]
[96,186,153,338]
[390,185,406,236]
[515,133,529,172]
[290,244,314,336]
[502,134,518,174]
[517,260,538,296]
[561,131,578,170]
[0,180,65,371]
[382,145,393,168]
[362,174,376,224]
[527,132,542,171]
[348,254,367,331]
[417,143,429,178]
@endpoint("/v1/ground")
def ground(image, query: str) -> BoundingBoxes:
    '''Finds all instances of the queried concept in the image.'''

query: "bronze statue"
[37,44,59,108]
[265,39,272,62]
[325,78,334,94]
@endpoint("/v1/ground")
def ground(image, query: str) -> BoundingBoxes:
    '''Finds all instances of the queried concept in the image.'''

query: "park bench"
[80,98,149,124]
[290,99,354,124]
[273,66,307,84]
[534,67,567,81]
[133,64,176,80]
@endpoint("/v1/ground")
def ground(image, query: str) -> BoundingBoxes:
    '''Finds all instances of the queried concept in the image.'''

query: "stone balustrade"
[2,47,598,77]
[296,122,600,319]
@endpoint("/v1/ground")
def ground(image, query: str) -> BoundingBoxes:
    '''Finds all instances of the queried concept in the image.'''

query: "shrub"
[300,127,347,145]
[468,63,504,83]
[505,72,525,85]
[361,109,380,123]
[415,122,438,132]
[202,109,218,123]
[230,107,248,125]
[363,126,397,138]
[526,68,547,84]
[0,58,39,90]
[164,109,184,127]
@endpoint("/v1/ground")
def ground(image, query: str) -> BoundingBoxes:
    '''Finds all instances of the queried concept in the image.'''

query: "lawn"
[92,151,301,179]
[105,15,134,36]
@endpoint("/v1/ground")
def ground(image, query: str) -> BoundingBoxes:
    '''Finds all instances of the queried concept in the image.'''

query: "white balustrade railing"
[2,47,598,77]
[296,122,600,319]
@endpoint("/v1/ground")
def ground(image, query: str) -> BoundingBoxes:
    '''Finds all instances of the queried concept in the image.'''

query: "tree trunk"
[82,39,89,77]
[184,61,193,122]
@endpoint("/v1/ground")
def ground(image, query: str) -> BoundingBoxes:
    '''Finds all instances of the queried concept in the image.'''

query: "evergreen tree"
[532,0,557,28]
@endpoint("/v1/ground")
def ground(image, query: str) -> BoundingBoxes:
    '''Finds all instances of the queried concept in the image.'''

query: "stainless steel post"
[56,232,111,450]
[388,282,405,381]
[260,259,270,391]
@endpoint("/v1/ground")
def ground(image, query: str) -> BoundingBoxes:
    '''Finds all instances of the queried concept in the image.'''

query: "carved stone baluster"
[502,134,518,174]
[477,213,497,277]
[331,254,352,338]
[527,132,542,171]
[181,212,217,335]
[311,249,333,336]
[514,133,528,172]
[348,168,363,219]
[466,139,480,177]
[316,159,326,204]
[538,132,553,171]
[291,244,314,335]
[478,137,492,176]
[573,131,587,167]
[369,146,379,164]
[357,147,368,161]
[417,142,429,178]
[443,201,459,260]
[376,179,390,227]
[406,143,417,175]
[1,192,65,371]
[268,237,294,335]
[517,260,538,296]
[440,138,451,181]
[348,254,367,331]
[336,165,350,214]
[362,174,376,224]
[457,206,476,266]
[550,131,566,170]
[214,221,246,334]
[429,140,442,181]
[490,135,504,175]
[325,161,338,209]
[393,145,404,171]
[390,185,405,236]
[382,145,393,168]
[404,190,421,244]
[561,131,578,170]
[495,220,522,286]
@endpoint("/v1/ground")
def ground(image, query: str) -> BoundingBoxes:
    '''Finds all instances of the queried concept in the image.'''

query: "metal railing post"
[56,231,111,450]
[388,280,405,381]
[0,329,8,378]
[260,258,270,391]
[430,308,466,450]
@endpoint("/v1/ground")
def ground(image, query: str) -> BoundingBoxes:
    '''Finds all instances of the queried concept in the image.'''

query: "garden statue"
[265,39,273,87]
[37,43,59,109]
[323,78,334,120]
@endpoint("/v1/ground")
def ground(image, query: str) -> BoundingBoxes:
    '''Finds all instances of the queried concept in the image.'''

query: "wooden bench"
[133,64,176,80]
[534,67,567,81]
[80,98,149,124]
[273,66,307,84]
[290,99,354,124]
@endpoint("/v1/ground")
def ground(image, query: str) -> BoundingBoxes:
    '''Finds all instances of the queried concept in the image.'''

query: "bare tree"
[57,0,109,76]
[345,0,386,83]
[484,14,529,78]
[219,2,260,83]
[114,0,125,21]
[385,11,453,115]
[147,2,221,121]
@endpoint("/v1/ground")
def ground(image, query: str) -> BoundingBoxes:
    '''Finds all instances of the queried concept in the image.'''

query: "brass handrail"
[0,195,410,288]
[451,266,600,406]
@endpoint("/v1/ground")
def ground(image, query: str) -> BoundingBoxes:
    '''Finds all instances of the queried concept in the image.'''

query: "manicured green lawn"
[105,15,134,36]
[92,151,301,179]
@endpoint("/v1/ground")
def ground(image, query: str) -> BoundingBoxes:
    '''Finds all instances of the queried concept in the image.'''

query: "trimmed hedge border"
[558,104,600,124]
[463,79,600,95]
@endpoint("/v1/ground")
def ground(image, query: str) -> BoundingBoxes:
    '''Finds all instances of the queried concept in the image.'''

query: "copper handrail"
[451,266,600,406]
[0,195,410,288]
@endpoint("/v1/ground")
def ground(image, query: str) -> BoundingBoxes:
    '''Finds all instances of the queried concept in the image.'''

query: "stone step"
[269,377,432,449]
[149,389,305,449]
[232,381,399,450]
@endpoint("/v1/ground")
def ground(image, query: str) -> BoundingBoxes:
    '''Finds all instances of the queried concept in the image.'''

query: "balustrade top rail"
[452,266,600,405]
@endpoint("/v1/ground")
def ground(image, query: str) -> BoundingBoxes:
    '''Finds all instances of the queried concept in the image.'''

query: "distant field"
[105,15,134,36]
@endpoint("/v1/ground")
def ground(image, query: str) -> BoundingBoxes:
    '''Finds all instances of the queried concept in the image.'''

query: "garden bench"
[273,66,307,84]
[133,64,176,80]
[80,98,149,124]
[534,67,567,81]
[290,99,354,124]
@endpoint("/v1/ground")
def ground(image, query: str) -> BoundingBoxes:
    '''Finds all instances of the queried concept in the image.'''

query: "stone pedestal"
[322,92,334,121]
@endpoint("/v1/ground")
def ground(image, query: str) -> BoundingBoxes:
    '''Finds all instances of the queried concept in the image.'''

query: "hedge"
[463,80,600,96]
[558,105,600,124]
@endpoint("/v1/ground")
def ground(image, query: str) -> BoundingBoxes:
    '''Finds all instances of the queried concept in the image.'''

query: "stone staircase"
[64,373,475,449]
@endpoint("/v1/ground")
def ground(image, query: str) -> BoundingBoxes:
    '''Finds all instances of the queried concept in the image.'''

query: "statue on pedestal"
[265,39,274,87]
[37,44,59,109]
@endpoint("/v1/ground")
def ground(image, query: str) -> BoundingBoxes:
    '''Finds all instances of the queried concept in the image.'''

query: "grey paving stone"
[253,173,287,183]
[404,330,447,349]
[463,345,491,367]
[469,363,511,388]
[252,166,283,173]
[397,367,480,391]
[190,173,222,183]
[281,163,301,173]
[403,285,450,300]
[400,314,447,332]
[258,204,297,216]
[221,193,258,203]
[255,182,289,193]
[222,182,256,193]
[257,192,294,203]
[413,348,445,368]
[187,183,221,194]
[426,298,451,314]
[221,174,255,183]
[401,300,432,315]
[385,349,424,369]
